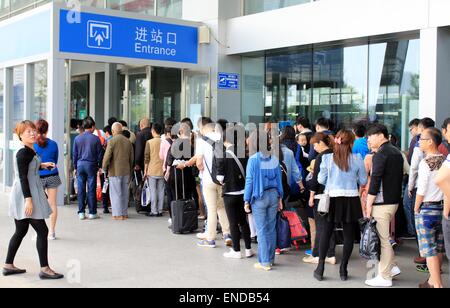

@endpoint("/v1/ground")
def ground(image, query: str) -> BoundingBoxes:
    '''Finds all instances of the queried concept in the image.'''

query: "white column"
[419,27,450,126]
[89,72,96,120]
[47,58,66,206]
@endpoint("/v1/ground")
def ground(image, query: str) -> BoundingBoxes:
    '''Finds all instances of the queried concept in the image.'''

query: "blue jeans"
[403,187,417,235]
[252,189,279,267]
[77,163,98,215]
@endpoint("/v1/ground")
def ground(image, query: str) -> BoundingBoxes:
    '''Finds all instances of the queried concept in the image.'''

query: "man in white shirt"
[194,118,231,248]
[435,118,450,287]
[414,128,446,288]
[407,118,435,267]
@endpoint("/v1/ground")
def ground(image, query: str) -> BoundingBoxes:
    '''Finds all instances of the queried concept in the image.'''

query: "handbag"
[276,211,292,249]
[317,154,333,214]
[141,178,151,207]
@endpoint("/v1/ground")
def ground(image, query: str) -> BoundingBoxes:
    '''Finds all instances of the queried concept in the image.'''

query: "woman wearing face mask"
[3,121,63,280]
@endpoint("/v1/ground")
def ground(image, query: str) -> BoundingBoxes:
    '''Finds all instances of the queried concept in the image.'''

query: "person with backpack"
[244,129,284,271]
[313,129,367,282]
[194,118,232,248]
[216,125,254,259]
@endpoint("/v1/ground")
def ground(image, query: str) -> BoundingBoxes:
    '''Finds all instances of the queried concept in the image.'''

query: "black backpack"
[202,136,225,186]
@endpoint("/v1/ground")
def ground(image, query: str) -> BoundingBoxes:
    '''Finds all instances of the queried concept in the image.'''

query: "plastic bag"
[141,179,151,208]
[359,218,381,261]
[276,211,292,250]
[96,175,103,202]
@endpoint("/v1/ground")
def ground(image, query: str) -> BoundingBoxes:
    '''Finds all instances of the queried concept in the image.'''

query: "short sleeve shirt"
[445,154,450,168]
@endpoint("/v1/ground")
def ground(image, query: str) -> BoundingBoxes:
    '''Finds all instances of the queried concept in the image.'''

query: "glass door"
[120,67,150,132]
[183,70,210,130]
[70,75,89,120]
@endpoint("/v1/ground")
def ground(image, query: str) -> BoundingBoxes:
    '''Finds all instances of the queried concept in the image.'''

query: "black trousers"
[224,195,252,252]
[6,219,49,268]
[312,200,336,258]
[319,220,356,268]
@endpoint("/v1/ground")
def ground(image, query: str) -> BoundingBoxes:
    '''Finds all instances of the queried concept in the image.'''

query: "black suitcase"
[171,169,198,234]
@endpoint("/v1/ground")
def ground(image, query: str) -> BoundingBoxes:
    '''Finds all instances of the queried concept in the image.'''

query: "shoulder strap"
[226,149,245,178]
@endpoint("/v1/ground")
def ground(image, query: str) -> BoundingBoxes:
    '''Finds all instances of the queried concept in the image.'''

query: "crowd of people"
[2,113,450,288]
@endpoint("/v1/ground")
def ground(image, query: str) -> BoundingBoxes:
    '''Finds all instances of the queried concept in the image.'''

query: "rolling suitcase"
[171,169,198,234]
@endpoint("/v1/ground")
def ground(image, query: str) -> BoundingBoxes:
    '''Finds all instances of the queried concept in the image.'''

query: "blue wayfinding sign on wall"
[59,9,198,64]
[218,73,239,90]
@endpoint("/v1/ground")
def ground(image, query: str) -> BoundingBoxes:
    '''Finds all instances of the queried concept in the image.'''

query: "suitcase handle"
[174,167,185,200]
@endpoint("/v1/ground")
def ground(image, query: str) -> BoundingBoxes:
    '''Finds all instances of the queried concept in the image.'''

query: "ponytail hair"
[310,132,334,150]
[35,119,49,148]
[333,129,355,172]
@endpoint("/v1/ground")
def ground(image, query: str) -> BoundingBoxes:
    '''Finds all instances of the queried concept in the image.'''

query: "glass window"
[157,0,182,19]
[249,37,419,150]
[312,45,368,130]
[107,0,155,15]
[266,49,312,123]
[11,66,24,136]
[10,0,34,12]
[245,0,311,15]
[32,61,47,121]
[0,0,10,18]
[369,39,420,149]
[6,66,25,186]
[80,0,105,8]
[185,71,209,131]
[242,56,265,124]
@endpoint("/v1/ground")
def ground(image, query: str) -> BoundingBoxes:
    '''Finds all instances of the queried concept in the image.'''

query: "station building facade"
[1,0,449,202]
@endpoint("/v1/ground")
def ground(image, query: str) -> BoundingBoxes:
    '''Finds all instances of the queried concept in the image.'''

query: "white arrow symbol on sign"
[95,33,104,46]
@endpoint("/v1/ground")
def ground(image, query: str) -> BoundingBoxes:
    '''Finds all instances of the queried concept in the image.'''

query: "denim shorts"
[415,203,445,258]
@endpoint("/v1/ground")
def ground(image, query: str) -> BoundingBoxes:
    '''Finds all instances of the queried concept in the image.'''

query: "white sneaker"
[325,257,337,265]
[365,275,393,287]
[79,213,86,220]
[168,218,172,226]
[245,249,255,258]
[196,233,208,240]
[88,214,100,220]
[391,266,402,278]
[302,256,319,264]
[223,249,242,259]
[48,233,57,241]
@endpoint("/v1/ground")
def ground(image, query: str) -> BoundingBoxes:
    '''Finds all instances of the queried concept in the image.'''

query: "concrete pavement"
[0,194,447,288]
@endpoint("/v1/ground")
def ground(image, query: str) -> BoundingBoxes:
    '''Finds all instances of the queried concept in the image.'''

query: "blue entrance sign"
[59,9,198,64]
[218,73,240,90]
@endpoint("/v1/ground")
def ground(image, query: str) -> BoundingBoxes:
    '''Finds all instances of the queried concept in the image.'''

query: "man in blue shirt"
[73,117,104,220]
[352,121,370,160]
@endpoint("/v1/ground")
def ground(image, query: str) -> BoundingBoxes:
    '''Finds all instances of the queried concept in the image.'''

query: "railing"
[0,0,51,20]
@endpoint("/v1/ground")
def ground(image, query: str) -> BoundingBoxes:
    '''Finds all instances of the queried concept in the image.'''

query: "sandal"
[416,264,429,273]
